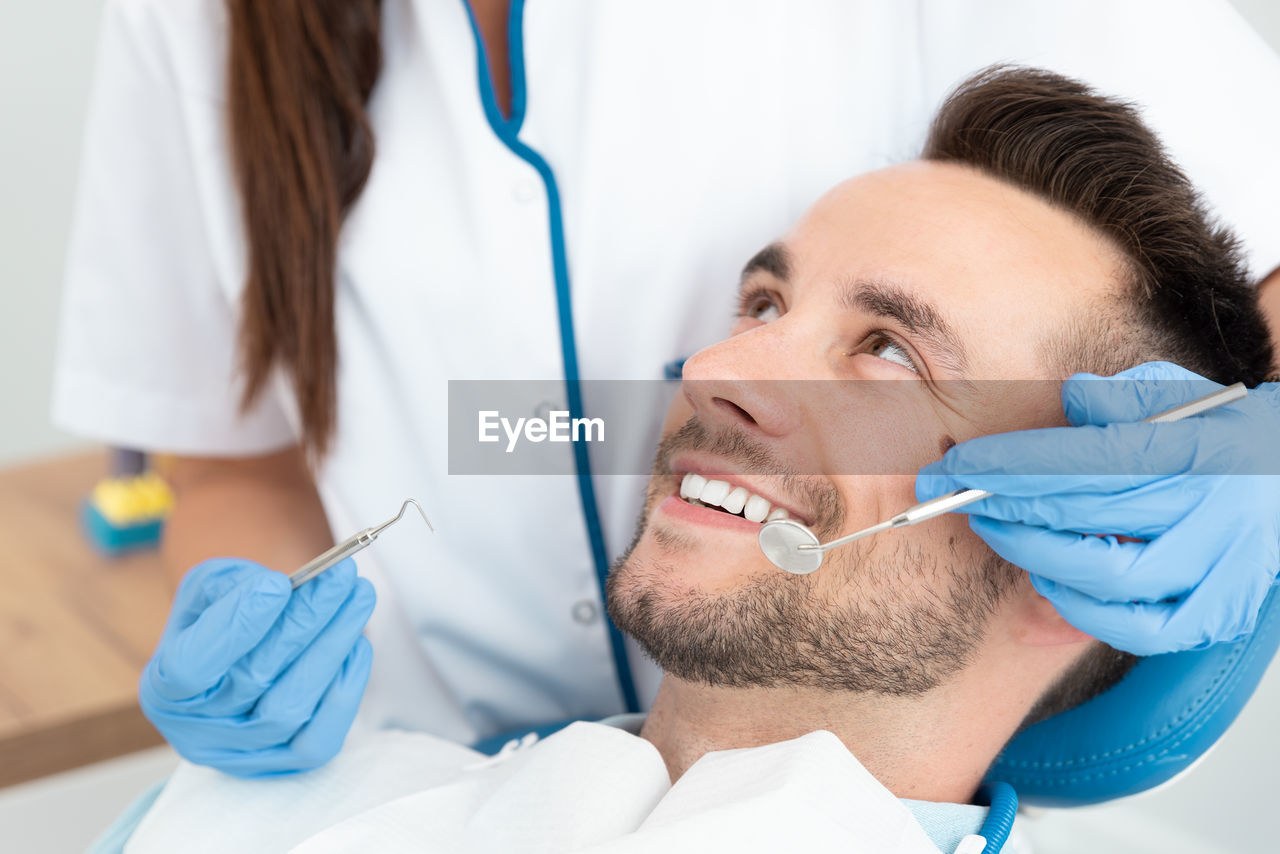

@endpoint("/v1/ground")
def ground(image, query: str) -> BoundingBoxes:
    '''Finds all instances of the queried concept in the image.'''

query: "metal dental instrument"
[759,382,1249,575]
[289,498,434,589]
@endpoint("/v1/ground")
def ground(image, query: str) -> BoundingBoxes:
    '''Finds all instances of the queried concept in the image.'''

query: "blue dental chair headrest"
[986,584,1280,806]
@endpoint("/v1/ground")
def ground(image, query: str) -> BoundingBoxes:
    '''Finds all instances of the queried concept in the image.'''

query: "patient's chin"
[608,561,821,689]
[609,547,709,610]
[608,543,1001,695]
[623,525,773,597]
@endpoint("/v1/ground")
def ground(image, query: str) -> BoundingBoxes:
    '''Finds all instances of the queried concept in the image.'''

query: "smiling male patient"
[121,68,1275,854]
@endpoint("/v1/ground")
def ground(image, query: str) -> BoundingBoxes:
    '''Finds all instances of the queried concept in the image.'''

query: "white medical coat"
[54,0,1280,743]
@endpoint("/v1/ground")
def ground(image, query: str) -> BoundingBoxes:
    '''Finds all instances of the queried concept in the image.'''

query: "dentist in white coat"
[54,0,1280,775]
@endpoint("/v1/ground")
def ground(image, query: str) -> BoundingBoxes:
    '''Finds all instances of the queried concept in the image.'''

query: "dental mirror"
[757,518,824,575]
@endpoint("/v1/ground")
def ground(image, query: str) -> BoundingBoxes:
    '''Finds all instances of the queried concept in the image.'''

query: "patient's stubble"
[605,419,1022,696]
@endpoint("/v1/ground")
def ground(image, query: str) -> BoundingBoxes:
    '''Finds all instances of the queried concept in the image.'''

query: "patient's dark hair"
[922,65,1276,727]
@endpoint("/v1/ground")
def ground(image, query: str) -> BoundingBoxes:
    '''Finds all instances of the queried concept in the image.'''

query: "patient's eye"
[865,333,920,374]
[737,287,782,324]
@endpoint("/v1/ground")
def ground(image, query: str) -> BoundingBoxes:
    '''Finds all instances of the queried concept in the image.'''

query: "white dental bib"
[126,722,942,853]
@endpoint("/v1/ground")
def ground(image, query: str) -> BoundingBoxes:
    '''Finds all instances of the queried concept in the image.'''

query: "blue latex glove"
[917,361,1280,656]
[139,557,376,775]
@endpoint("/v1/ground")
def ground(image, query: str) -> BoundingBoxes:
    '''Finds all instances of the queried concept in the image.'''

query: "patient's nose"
[680,326,805,438]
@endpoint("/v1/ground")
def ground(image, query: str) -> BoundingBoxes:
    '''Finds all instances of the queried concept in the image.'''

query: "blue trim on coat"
[460,0,640,714]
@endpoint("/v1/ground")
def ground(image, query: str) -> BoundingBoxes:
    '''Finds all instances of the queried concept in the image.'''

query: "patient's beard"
[606,506,1021,697]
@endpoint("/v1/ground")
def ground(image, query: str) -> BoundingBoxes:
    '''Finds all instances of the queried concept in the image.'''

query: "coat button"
[572,599,599,625]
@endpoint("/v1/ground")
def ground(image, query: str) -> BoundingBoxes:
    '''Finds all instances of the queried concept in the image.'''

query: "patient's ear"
[1009,575,1093,648]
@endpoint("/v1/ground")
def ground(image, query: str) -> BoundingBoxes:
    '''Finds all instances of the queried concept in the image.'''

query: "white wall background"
[0,2,1278,852]
[1235,0,1280,52]
[0,0,104,465]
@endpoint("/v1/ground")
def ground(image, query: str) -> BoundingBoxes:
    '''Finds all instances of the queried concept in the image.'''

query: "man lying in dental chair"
[121,66,1277,854]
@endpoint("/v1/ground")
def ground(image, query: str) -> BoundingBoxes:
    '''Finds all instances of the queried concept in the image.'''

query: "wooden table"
[0,451,172,787]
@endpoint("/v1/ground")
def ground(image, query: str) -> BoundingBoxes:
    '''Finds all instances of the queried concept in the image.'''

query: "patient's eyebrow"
[741,242,792,283]
[843,279,971,378]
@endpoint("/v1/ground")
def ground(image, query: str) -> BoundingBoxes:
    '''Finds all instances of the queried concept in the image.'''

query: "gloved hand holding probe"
[918,361,1280,656]
[138,557,375,776]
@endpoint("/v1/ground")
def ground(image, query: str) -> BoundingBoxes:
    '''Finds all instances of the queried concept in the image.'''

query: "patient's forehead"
[783,161,1128,380]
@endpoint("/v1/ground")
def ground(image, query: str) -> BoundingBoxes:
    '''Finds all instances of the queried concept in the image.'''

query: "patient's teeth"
[743,495,771,523]
[721,487,749,514]
[680,475,789,524]
[680,473,706,500]
[700,479,731,506]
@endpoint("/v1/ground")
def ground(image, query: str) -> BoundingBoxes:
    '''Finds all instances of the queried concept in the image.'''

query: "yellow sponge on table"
[91,473,173,525]
[83,472,174,554]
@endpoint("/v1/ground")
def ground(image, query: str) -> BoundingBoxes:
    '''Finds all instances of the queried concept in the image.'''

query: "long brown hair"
[225,0,383,459]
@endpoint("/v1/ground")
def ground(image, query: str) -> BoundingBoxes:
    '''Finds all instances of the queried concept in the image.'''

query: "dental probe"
[289,498,434,589]
[758,382,1248,575]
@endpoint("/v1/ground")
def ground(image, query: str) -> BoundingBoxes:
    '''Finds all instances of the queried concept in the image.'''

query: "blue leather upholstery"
[987,585,1280,806]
